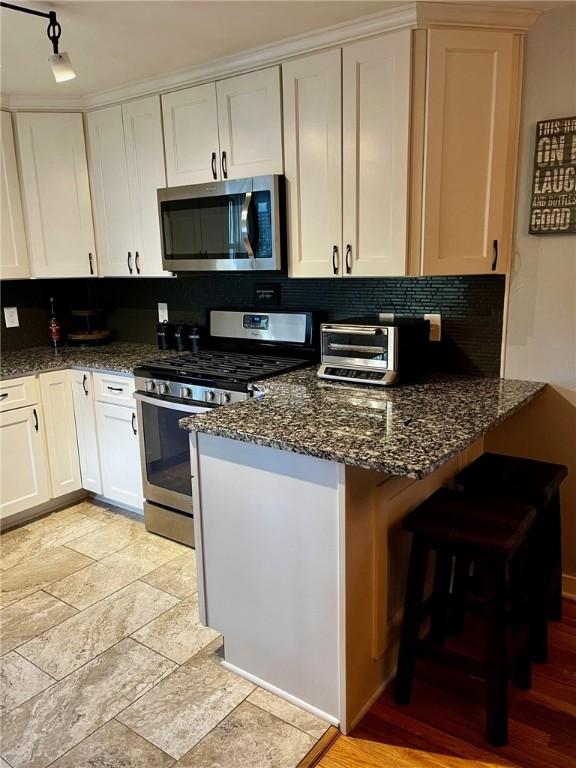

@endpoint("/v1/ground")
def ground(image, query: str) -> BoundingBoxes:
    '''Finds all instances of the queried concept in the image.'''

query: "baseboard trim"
[0,490,88,531]
[220,660,340,728]
[562,573,576,600]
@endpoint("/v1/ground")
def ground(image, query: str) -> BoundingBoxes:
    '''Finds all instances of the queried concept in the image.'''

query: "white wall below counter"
[487,4,576,595]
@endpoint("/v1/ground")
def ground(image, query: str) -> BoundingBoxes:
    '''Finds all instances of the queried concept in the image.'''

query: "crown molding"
[1,2,540,113]
[415,3,540,32]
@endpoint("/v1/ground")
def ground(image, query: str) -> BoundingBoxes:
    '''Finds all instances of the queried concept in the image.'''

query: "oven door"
[158,175,282,272]
[321,325,395,370]
[134,393,211,515]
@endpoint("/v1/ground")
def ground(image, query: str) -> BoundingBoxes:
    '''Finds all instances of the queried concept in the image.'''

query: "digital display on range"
[243,314,269,330]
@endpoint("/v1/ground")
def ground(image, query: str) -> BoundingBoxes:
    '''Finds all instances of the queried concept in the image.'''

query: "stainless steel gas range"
[133,309,314,546]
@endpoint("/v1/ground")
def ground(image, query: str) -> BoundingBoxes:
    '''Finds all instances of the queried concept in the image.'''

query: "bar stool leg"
[484,558,508,747]
[450,556,470,634]
[430,550,452,645]
[395,535,429,706]
[509,546,532,691]
[548,491,563,622]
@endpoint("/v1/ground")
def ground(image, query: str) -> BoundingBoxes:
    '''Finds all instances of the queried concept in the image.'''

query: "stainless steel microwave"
[158,175,283,272]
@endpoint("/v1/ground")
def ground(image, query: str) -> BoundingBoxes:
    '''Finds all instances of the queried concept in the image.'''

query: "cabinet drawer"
[93,372,135,407]
[0,376,40,412]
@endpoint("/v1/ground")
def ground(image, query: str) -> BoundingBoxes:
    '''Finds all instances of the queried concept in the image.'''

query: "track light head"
[48,51,75,82]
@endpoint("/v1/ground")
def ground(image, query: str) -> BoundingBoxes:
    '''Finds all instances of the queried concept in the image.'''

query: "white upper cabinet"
[86,105,133,276]
[122,96,167,276]
[342,31,411,277]
[15,112,97,278]
[216,67,283,180]
[419,29,518,275]
[86,96,168,277]
[162,83,220,186]
[0,111,29,279]
[283,50,343,278]
[162,67,282,186]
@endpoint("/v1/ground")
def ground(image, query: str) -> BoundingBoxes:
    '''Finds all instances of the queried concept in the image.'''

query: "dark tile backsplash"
[0,274,505,377]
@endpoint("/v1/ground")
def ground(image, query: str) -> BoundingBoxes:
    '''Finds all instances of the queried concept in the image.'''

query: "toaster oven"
[318,317,430,386]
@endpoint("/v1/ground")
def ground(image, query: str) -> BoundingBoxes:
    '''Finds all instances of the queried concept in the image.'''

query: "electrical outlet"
[158,303,168,323]
[424,313,441,342]
[3,307,19,328]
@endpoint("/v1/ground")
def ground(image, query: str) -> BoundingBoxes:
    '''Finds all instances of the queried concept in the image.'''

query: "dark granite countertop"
[180,368,546,479]
[0,343,177,379]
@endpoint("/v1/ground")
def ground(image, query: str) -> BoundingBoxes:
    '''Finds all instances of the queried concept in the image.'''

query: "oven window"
[141,401,192,497]
[161,190,272,261]
[322,330,389,366]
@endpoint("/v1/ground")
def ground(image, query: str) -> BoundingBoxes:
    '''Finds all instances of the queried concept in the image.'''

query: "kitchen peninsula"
[181,370,546,733]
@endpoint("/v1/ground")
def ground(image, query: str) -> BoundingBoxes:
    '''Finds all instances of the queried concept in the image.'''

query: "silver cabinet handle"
[131,412,137,435]
[241,191,254,258]
[88,253,94,275]
[127,252,133,275]
[33,408,39,432]
[221,151,228,179]
[211,152,217,180]
[345,244,352,274]
[332,245,339,275]
[135,251,141,275]
[107,386,124,392]
[82,374,89,396]
[0,393,8,400]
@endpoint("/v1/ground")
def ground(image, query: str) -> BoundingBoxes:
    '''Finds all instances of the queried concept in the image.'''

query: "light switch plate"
[424,313,441,342]
[158,303,168,323]
[4,307,19,328]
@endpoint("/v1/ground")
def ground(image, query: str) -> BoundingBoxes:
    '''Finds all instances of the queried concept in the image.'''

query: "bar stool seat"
[395,488,537,747]
[457,453,567,624]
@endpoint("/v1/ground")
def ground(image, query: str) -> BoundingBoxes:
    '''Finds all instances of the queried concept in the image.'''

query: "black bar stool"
[395,488,537,746]
[456,453,567,624]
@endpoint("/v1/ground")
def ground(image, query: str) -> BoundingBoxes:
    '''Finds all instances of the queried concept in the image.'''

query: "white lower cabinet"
[71,371,102,494]
[0,404,51,519]
[95,401,143,510]
[39,371,82,498]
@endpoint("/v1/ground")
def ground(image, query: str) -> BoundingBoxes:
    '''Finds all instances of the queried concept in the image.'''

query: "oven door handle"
[322,326,386,336]
[328,342,388,354]
[133,392,211,414]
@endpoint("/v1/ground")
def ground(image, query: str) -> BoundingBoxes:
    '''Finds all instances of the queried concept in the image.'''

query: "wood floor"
[318,599,576,768]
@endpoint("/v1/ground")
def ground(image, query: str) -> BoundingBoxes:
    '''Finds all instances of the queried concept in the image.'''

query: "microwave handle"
[241,191,254,259]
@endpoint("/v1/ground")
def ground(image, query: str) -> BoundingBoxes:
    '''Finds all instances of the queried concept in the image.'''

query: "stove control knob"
[219,392,231,405]
[181,386,192,399]
[146,380,156,393]
[205,390,216,402]
[159,383,170,395]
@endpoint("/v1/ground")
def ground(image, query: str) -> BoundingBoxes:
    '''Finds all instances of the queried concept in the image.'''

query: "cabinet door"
[216,67,283,180]
[421,29,517,275]
[0,111,29,279]
[15,113,97,278]
[96,402,143,509]
[86,106,134,277]
[162,83,220,186]
[122,96,168,276]
[342,31,411,277]
[71,370,102,494]
[39,371,81,498]
[0,405,51,518]
[283,50,342,278]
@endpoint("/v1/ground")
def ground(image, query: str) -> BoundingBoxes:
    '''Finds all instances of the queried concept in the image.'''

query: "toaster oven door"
[321,325,395,370]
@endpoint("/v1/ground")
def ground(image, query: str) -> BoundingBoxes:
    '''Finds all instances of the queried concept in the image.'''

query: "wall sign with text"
[529,116,576,234]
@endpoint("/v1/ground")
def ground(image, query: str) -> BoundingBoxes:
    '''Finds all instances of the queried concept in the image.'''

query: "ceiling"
[0,1,402,100]
[0,0,560,103]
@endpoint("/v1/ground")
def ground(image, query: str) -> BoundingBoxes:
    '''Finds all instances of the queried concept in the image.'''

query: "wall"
[0,274,505,376]
[485,5,576,593]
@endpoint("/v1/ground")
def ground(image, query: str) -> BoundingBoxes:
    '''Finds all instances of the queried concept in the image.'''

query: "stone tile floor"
[0,501,329,768]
